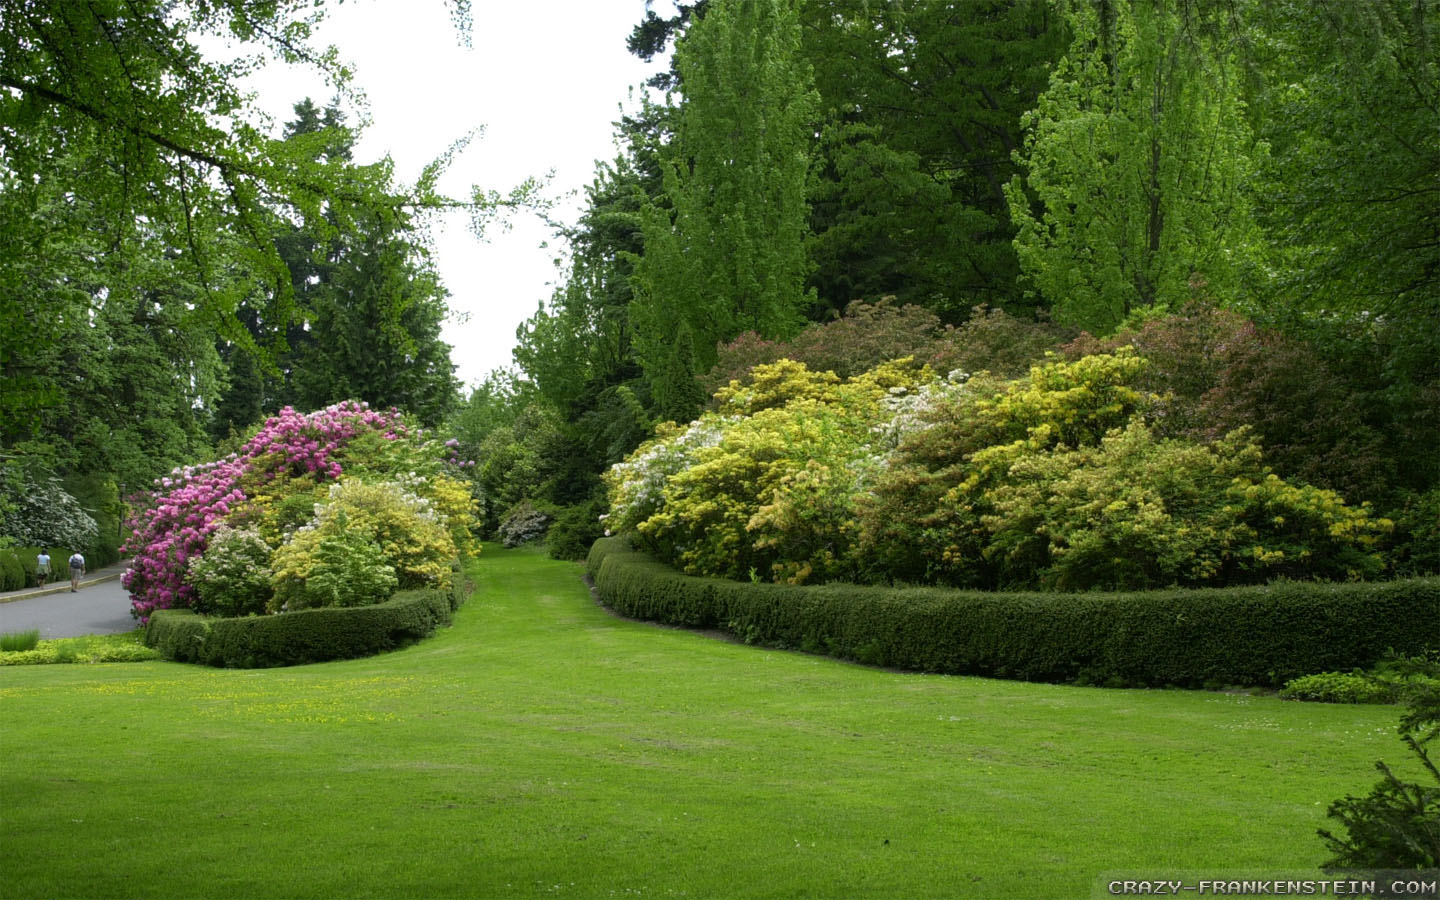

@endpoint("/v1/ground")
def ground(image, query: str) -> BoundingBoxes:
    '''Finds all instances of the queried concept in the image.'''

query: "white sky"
[234,1,673,390]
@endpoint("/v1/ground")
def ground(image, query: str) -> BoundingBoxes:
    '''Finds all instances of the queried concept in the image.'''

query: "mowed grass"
[0,546,1412,899]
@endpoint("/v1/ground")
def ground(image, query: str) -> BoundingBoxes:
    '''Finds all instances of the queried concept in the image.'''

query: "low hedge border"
[145,582,465,668]
[586,537,1440,688]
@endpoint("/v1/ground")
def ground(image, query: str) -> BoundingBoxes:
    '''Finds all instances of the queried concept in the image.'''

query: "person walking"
[68,551,85,592]
[35,548,51,587]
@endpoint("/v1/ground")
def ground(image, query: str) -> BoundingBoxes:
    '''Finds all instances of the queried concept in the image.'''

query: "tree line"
[459,0,1437,560]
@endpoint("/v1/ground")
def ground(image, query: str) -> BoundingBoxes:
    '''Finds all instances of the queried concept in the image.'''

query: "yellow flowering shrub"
[269,479,456,611]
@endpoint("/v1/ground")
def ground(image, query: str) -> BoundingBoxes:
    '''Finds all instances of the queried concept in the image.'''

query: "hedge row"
[145,582,465,668]
[586,537,1440,688]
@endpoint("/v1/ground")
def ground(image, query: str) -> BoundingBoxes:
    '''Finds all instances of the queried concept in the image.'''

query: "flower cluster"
[121,402,473,621]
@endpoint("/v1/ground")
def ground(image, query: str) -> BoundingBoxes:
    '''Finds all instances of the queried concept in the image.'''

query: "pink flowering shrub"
[122,401,478,621]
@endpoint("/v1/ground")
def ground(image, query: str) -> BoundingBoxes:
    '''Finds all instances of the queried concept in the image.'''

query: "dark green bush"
[586,537,1440,688]
[547,499,606,562]
[1280,672,1397,704]
[145,588,456,668]
[0,551,25,591]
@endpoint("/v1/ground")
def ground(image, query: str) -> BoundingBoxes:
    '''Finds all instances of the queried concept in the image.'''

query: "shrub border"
[586,537,1440,688]
[145,576,467,668]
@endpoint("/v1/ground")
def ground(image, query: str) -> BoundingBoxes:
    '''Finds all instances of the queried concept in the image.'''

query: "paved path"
[0,561,139,639]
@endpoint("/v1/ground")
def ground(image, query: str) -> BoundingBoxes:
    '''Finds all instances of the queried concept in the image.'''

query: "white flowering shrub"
[184,525,273,617]
[0,465,99,550]
[603,416,732,535]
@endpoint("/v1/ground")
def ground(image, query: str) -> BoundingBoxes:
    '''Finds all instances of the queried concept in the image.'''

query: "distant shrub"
[1280,672,1396,704]
[705,300,942,396]
[547,499,606,562]
[926,305,1072,380]
[498,499,552,548]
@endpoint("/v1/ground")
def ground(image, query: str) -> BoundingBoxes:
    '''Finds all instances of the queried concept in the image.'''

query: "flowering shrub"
[271,479,455,599]
[622,359,927,583]
[613,347,1392,592]
[497,500,551,548]
[270,514,399,611]
[0,464,99,550]
[184,525,273,617]
[981,423,1390,590]
[122,402,477,620]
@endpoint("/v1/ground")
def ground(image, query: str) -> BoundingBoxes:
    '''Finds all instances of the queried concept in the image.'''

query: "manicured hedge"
[586,537,1440,688]
[145,587,459,668]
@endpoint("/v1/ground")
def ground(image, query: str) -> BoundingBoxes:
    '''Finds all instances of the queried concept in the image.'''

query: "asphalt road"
[0,564,139,639]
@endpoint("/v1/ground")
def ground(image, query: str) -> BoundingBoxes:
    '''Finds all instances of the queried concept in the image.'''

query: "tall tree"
[1247,0,1439,381]
[632,0,818,422]
[803,1,1065,319]
[1005,0,1261,333]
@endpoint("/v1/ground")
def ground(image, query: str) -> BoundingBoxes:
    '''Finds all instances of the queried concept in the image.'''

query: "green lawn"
[0,546,1411,899]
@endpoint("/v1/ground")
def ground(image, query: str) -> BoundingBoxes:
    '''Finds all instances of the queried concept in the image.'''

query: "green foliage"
[705,301,942,395]
[1006,0,1260,332]
[622,360,924,583]
[1319,657,1440,869]
[633,0,818,421]
[546,498,607,562]
[802,1,1063,317]
[1250,0,1440,383]
[184,525,274,618]
[145,588,454,668]
[981,423,1390,590]
[269,478,453,611]
[588,536,1440,688]
[0,552,25,592]
[0,631,159,666]
[0,630,41,652]
[1280,673,1398,705]
[859,351,1153,586]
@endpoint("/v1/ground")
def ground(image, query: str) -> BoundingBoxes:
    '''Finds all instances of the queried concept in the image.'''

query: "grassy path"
[0,546,1410,899]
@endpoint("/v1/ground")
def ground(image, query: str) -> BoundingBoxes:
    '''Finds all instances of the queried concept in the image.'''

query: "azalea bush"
[617,359,927,583]
[611,347,1393,592]
[122,402,478,621]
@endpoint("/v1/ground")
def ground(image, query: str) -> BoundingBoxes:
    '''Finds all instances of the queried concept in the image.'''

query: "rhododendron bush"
[122,402,478,620]
[609,351,1394,590]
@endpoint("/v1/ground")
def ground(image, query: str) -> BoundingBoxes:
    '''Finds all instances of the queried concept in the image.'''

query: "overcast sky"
[235,1,673,390]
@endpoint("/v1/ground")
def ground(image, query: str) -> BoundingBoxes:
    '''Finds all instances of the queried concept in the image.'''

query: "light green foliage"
[859,349,1389,589]
[860,351,1154,586]
[270,515,399,612]
[269,478,455,611]
[982,423,1391,590]
[712,359,842,416]
[1006,0,1260,332]
[1281,672,1397,705]
[184,525,274,617]
[628,359,926,582]
[633,0,818,421]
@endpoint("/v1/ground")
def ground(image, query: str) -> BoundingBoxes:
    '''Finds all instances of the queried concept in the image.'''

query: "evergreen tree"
[632,0,818,422]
